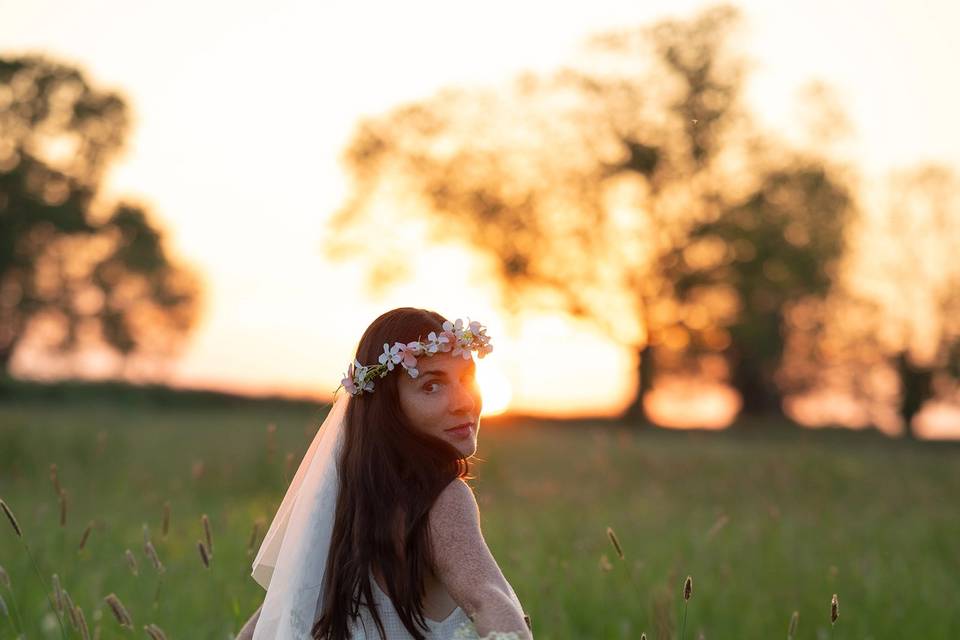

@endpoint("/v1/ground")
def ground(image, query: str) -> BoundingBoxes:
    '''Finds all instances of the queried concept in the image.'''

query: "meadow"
[1,394,958,639]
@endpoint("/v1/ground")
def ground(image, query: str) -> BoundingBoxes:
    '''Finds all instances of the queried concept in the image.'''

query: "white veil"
[251,391,351,639]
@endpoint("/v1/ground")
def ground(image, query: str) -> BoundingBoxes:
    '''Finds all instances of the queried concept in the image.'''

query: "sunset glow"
[2,0,959,438]
[476,361,512,417]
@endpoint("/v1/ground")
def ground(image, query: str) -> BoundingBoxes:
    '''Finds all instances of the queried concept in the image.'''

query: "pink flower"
[342,362,359,395]
[398,345,418,369]
[439,331,457,351]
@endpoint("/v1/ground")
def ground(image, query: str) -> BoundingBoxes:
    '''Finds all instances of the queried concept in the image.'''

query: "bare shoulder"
[429,478,486,571]
[431,478,480,527]
[428,479,527,631]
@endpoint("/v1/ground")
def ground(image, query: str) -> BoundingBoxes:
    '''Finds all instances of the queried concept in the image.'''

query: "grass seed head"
[684,575,693,601]
[247,520,261,556]
[104,593,133,628]
[197,540,210,569]
[78,521,93,551]
[201,514,213,554]
[63,589,79,628]
[76,605,90,640]
[606,526,624,560]
[831,593,839,625]
[125,549,139,576]
[144,541,166,574]
[788,610,799,639]
[0,499,22,538]
[145,623,169,640]
[52,573,63,612]
[598,553,613,572]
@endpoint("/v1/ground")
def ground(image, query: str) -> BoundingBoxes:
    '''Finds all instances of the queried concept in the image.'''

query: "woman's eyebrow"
[419,363,476,379]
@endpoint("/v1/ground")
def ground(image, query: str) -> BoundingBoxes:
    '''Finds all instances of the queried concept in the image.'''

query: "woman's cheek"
[421,391,445,413]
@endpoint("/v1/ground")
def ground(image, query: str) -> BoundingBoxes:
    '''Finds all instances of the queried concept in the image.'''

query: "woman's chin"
[453,439,477,458]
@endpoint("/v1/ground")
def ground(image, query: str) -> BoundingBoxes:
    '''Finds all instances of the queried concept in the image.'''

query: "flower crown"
[339,319,493,396]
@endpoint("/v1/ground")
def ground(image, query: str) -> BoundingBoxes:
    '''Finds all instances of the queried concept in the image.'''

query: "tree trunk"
[622,343,656,425]
[0,343,13,378]
[895,351,933,440]
[730,351,785,419]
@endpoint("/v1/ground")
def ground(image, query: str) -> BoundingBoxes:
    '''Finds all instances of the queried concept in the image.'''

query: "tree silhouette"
[663,157,855,417]
[785,165,960,438]
[0,55,200,377]
[324,4,855,424]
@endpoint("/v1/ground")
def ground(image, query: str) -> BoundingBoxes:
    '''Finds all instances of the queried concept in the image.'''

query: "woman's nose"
[451,382,477,414]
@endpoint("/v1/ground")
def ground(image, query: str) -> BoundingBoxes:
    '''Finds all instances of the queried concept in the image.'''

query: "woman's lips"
[445,423,473,439]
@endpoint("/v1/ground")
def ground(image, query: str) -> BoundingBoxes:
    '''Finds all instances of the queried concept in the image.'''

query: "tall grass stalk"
[145,539,166,610]
[787,610,799,640]
[0,564,25,638]
[104,592,134,630]
[603,525,644,614]
[0,499,69,639]
[830,593,839,639]
[680,575,693,640]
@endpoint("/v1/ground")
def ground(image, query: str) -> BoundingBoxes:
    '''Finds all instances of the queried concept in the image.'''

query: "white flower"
[378,342,403,371]
[443,319,464,334]
[347,359,378,394]
[425,331,449,354]
[340,317,493,394]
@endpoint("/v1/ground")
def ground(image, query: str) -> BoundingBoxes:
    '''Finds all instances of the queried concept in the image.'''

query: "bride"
[237,307,532,639]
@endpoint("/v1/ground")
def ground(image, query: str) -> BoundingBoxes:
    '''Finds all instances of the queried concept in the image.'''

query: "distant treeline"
[0,376,326,411]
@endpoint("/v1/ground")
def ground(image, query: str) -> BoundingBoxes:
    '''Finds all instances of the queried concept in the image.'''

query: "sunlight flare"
[476,360,512,416]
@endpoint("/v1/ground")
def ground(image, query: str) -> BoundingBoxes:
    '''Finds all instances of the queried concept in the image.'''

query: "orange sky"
[3,0,959,436]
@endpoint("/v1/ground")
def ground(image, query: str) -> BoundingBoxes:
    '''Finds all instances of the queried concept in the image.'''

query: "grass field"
[1,397,958,639]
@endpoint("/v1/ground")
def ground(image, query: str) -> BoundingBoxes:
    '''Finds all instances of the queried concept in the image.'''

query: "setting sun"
[476,361,512,416]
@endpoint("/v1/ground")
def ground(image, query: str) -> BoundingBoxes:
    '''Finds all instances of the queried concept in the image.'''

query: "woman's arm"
[429,479,532,639]
[236,604,262,640]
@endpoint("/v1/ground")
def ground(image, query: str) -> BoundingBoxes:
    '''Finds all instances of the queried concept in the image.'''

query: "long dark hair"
[312,307,473,640]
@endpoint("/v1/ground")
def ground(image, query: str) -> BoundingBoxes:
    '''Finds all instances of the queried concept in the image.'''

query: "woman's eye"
[423,382,441,393]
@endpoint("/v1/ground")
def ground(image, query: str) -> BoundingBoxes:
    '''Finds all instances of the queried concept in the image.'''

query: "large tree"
[662,154,855,417]
[0,55,200,377]
[778,164,960,438]
[324,4,855,424]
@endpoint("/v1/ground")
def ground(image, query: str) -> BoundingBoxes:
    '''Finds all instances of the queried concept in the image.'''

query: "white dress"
[347,571,476,639]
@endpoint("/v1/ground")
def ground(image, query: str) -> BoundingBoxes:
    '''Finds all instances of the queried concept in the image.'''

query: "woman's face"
[397,351,482,458]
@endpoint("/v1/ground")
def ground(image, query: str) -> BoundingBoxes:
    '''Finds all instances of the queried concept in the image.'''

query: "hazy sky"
[3,0,959,427]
